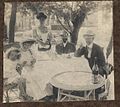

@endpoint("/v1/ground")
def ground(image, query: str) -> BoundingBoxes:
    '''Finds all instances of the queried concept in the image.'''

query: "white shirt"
[63,42,67,47]
[86,43,93,58]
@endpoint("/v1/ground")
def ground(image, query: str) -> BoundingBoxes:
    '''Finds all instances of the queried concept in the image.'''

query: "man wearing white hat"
[75,30,105,72]
[75,30,106,100]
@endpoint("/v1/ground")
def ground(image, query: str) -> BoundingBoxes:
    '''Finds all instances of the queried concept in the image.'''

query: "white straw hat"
[83,30,95,38]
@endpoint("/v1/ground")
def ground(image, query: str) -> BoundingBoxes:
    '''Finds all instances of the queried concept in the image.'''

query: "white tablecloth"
[23,55,92,100]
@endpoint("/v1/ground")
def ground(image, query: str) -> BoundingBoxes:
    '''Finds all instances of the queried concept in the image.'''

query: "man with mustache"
[74,30,106,100]
[56,31,76,55]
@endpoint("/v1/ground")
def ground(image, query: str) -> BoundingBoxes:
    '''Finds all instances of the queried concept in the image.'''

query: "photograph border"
[0,0,120,107]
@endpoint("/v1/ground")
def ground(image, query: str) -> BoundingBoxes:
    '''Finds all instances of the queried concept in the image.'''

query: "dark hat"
[22,39,36,45]
[36,12,47,20]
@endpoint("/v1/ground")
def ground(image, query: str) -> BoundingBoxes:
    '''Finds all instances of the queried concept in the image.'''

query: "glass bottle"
[92,57,99,84]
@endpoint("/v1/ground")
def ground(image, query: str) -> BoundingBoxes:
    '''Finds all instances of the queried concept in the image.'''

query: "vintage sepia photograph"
[3,1,114,103]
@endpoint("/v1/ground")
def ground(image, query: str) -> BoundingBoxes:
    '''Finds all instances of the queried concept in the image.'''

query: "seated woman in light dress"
[20,39,54,101]
[4,47,33,101]
[20,40,42,100]
[20,39,36,69]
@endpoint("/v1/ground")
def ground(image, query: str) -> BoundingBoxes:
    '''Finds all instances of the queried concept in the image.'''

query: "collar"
[63,42,67,45]
[63,42,68,47]
[86,43,93,49]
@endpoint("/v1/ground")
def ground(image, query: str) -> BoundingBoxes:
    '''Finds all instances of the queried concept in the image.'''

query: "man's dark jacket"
[75,43,106,76]
[56,42,76,55]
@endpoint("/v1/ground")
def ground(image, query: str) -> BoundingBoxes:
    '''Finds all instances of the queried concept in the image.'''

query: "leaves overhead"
[4,1,112,44]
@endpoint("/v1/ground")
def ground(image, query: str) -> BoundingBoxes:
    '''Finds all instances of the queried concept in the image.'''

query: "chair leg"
[5,90,9,103]
[105,79,111,96]
[57,89,61,101]
[98,79,111,100]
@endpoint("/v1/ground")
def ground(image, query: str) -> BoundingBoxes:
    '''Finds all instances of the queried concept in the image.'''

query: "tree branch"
[66,20,73,32]
[55,14,71,34]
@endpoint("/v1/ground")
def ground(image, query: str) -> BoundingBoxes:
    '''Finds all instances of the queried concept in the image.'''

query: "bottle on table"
[92,57,99,84]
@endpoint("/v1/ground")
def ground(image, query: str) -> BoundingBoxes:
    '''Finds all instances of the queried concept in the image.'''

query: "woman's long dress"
[21,27,54,100]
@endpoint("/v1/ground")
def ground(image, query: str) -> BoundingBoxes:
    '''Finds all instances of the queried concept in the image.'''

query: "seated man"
[74,30,106,100]
[51,32,76,101]
[4,48,33,101]
[56,32,76,55]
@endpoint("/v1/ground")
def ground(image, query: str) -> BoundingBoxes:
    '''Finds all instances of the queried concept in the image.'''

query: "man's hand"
[74,43,84,57]
[79,42,84,49]
[74,50,78,57]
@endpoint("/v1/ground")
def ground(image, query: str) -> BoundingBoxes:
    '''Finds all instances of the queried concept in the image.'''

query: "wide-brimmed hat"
[83,30,95,38]
[21,39,36,45]
[36,12,47,20]
[4,42,20,52]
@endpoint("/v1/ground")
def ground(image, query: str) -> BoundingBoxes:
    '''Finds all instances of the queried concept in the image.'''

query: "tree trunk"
[21,15,24,30]
[70,25,80,45]
[9,2,17,43]
[71,10,86,45]
[4,23,8,41]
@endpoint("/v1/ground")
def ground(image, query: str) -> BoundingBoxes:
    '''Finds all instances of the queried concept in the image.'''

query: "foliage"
[5,1,112,44]
[6,1,112,33]
[21,1,112,31]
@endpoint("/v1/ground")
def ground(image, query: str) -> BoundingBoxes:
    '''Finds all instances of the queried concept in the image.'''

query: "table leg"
[93,89,96,100]
[85,90,93,100]
[57,88,61,101]
[84,91,87,98]
[5,90,9,103]
[68,91,71,101]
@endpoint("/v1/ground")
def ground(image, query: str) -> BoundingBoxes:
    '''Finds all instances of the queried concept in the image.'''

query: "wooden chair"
[98,79,111,100]
[3,79,19,103]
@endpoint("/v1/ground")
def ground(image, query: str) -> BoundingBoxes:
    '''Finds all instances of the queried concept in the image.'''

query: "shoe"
[20,94,33,101]
[25,95,33,101]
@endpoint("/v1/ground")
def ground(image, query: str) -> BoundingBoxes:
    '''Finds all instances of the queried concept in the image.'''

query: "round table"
[50,71,105,101]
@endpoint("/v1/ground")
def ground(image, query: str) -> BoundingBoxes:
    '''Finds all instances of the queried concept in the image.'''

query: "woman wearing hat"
[19,40,45,101]
[20,39,54,101]
[20,39,36,67]
[33,12,53,51]
[4,47,33,101]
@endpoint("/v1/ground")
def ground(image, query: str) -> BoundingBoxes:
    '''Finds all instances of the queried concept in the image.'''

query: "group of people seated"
[3,12,111,102]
